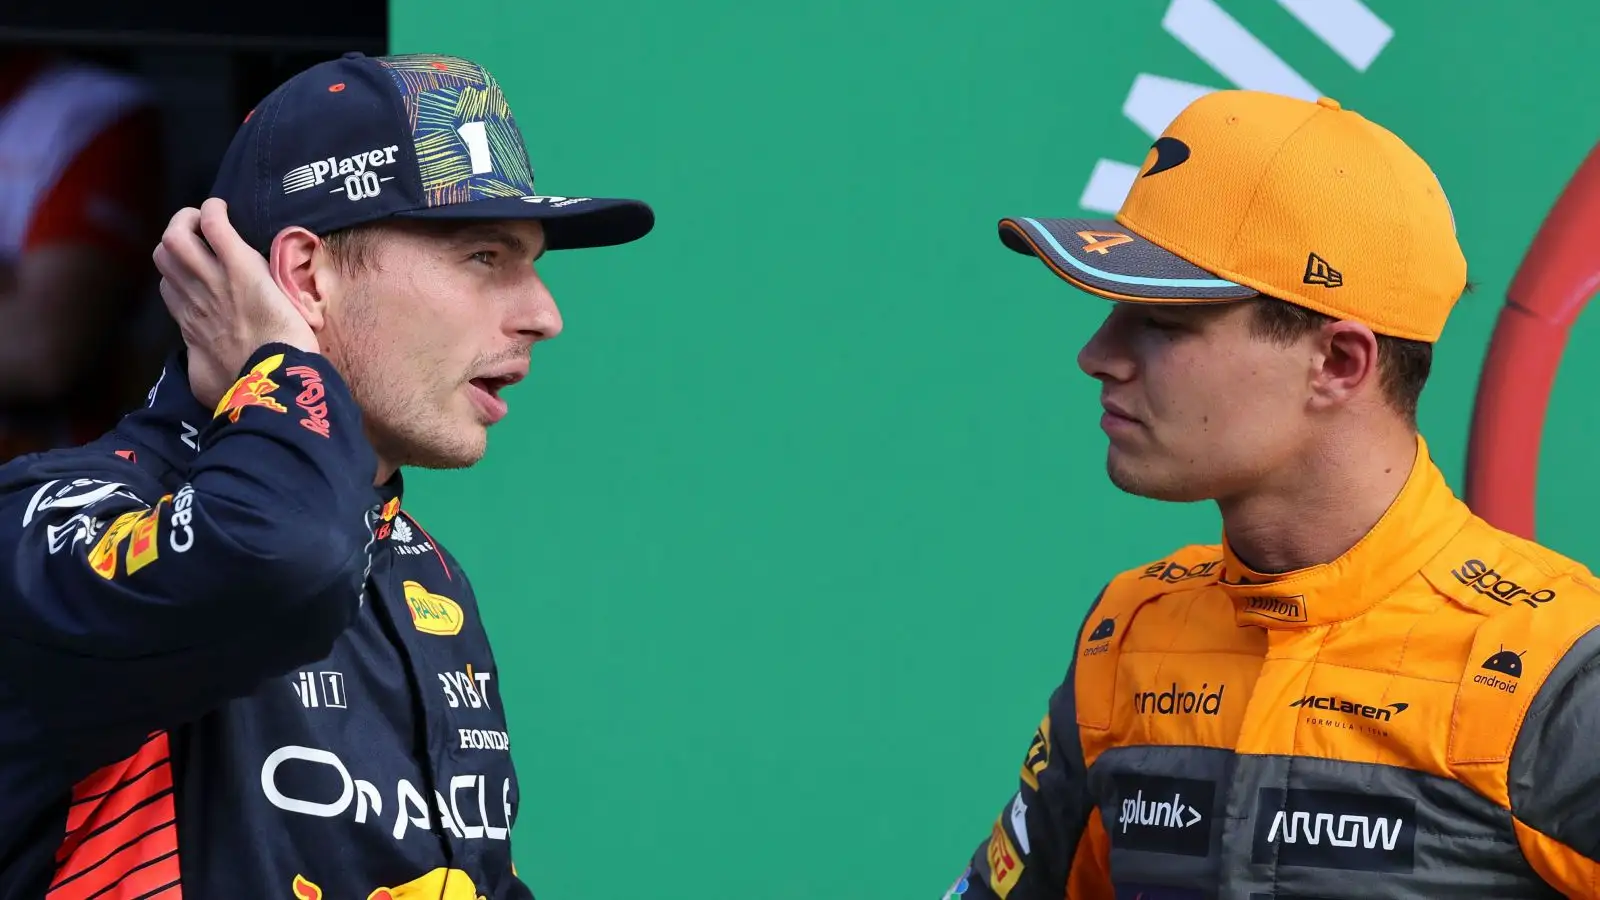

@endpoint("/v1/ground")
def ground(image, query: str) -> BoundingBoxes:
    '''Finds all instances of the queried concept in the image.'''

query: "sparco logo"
[1288,695,1409,721]
[1252,788,1416,872]
[283,145,401,201]
[1109,775,1213,857]
[1141,558,1220,584]
[1451,559,1556,609]
[1242,594,1307,623]
[1133,682,1224,716]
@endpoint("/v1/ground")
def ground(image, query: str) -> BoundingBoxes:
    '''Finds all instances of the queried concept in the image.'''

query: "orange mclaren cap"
[998,90,1467,342]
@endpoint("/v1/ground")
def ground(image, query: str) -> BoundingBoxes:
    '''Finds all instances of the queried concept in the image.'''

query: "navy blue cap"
[210,52,654,253]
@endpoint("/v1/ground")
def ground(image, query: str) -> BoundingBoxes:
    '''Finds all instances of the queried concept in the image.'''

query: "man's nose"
[1076,312,1135,383]
[513,268,563,342]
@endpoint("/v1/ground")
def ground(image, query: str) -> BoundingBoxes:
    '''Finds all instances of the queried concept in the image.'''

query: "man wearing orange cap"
[945,90,1600,898]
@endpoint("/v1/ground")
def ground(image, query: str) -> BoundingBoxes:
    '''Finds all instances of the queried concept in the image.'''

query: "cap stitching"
[1220,105,1327,271]
[260,92,280,252]
[371,55,432,216]
[1364,124,1416,333]
[335,59,428,236]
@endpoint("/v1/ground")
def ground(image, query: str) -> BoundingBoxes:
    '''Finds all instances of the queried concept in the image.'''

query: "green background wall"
[389,2,1600,896]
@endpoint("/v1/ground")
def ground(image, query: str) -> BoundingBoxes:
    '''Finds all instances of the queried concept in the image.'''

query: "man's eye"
[469,250,496,265]
[1141,316,1180,331]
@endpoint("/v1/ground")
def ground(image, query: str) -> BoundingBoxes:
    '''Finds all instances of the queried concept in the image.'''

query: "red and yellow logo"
[124,500,164,575]
[87,509,144,579]
[403,579,465,636]
[293,869,486,900]
[215,353,289,423]
[376,497,402,540]
[87,496,174,580]
[986,816,1023,898]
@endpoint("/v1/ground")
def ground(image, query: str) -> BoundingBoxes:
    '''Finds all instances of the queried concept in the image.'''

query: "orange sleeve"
[1513,818,1600,898]
[22,104,162,268]
[1066,810,1114,899]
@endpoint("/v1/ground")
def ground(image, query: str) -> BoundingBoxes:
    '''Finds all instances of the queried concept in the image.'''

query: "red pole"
[1465,140,1600,539]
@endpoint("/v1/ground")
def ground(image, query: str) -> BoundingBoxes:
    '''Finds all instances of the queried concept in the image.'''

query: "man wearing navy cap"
[0,52,651,897]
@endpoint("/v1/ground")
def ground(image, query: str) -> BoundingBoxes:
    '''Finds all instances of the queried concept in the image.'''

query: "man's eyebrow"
[446,225,531,255]
[1164,301,1234,321]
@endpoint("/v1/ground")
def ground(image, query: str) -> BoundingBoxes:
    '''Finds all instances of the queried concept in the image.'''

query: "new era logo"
[1304,253,1343,288]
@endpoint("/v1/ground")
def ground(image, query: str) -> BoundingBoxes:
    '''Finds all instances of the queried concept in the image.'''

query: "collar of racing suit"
[1217,434,1473,630]
[124,348,406,509]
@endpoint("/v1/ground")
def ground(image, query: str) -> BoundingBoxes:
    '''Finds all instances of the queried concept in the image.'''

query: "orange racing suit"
[948,436,1600,899]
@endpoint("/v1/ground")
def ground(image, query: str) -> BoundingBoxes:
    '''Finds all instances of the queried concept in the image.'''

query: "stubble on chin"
[1105,447,1181,502]
[366,384,488,471]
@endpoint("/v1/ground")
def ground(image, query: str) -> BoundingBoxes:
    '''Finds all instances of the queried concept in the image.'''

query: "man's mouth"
[469,375,518,398]
[1102,399,1139,423]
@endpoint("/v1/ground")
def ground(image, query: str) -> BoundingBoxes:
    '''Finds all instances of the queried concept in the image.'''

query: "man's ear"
[268,227,334,331]
[1309,320,1381,411]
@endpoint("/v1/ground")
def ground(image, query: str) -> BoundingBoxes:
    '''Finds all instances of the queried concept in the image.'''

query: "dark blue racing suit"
[0,343,532,899]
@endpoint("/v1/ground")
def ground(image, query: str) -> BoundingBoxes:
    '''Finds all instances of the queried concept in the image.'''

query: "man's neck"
[1218,424,1420,575]
[368,422,396,486]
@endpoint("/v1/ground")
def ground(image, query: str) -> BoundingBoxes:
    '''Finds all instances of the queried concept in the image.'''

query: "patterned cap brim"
[395,195,655,250]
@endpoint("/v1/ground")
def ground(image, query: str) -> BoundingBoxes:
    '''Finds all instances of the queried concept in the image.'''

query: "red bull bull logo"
[375,497,402,540]
[293,869,485,900]
[215,354,290,423]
